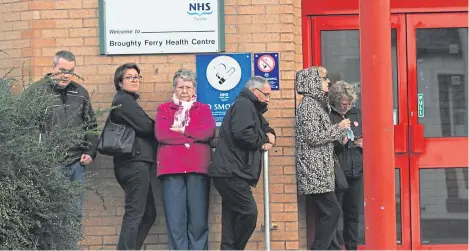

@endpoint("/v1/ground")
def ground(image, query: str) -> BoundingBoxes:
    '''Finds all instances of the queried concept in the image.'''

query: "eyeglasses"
[53,68,75,77]
[339,102,353,108]
[255,88,271,99]
[57,68,75,74]
[123,75,142,82]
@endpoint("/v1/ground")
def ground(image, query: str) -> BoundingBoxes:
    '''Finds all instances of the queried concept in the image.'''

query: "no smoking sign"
[254,53,280,90]
[257,55,276,73]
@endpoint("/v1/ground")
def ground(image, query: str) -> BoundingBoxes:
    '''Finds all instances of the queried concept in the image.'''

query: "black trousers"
[114,161,157,250]
[160,174,210,250]
[330,177,364,250]
[213,177,258,250]
[309,191,341,250]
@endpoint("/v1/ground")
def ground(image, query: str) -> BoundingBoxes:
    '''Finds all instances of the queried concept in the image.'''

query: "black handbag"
[333,154,349,191]
[97,114,136,156]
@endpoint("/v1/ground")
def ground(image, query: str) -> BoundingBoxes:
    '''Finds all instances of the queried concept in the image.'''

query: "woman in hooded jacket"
[294,66,351,250]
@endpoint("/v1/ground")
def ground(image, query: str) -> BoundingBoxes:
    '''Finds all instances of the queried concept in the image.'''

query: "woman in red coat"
[155,68,216,250]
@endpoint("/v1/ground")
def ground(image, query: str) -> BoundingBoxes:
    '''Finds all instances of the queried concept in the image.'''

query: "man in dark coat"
[209,76,276,250]
[22,50,98,249]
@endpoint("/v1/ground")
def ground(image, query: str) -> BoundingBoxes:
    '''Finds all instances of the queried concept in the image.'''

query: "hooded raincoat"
[295,67,347,194]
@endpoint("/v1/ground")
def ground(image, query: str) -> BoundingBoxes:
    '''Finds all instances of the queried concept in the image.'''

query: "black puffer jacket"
[24,74,98,165]
[209,88,275,187]
[330,107,363,178]
[110,90,158,166]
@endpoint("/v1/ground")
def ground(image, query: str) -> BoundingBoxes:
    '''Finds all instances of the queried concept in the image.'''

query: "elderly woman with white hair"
[328,80,363,250]
[155,69,216,250]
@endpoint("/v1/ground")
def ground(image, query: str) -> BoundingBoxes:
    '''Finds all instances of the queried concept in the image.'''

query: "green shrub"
[0,71,105,249]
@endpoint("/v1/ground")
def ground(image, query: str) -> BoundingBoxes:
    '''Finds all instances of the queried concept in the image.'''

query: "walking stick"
[263,150,271,251]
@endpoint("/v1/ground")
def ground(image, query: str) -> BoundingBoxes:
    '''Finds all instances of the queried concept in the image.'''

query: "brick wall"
[0,0,305,249]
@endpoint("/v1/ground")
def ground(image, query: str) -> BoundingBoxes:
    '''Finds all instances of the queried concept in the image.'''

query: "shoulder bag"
[97,113,135,156]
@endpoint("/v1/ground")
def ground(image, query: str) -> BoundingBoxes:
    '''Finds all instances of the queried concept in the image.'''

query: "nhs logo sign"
[100,0,224,55]
[187,1,213,16]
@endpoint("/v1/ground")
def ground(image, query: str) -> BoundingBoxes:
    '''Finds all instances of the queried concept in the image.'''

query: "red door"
[406,13,468,250]
[307,12,468,250]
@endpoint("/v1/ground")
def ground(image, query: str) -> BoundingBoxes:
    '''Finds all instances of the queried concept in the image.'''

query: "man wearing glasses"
[209,76,276,250]
[23,50,98,249]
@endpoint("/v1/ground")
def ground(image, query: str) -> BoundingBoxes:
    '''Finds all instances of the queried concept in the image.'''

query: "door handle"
[394,123,407,153]
[409,123,425,153]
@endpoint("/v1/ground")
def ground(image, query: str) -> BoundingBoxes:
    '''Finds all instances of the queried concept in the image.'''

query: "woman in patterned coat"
[295,66,351,250]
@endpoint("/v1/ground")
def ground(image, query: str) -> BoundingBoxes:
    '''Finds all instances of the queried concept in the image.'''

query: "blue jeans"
[65,162,85,222]
[160,173,210,250]
[64,162,85,249]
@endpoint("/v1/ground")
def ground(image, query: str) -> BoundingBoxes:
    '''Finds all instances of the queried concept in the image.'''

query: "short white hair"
[245,76,267,89]
[172,69,197,89]
[329,80,358,104]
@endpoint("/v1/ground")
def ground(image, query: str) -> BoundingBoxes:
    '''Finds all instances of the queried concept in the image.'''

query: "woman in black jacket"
[110,63,158,250]
[329,80,363,250]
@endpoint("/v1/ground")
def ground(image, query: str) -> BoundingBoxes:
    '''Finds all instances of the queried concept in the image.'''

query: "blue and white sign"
[254,52,279,90]
[196,53,252,127]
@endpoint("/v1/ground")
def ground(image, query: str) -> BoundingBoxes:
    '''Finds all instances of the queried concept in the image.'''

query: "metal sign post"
[263,150,271,251]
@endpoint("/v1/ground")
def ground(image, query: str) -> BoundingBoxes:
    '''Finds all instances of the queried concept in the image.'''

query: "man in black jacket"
[22,50,98,247]
[209,76,276,250]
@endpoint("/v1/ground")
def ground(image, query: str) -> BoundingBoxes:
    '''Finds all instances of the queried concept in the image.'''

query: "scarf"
[172,94,197,129]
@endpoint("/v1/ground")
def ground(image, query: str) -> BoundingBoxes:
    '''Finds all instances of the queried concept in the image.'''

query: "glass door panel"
[416,28,468,138]
[320,29,399,120]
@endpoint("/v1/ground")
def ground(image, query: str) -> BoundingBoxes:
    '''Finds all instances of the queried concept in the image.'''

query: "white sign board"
[99,0,224,55]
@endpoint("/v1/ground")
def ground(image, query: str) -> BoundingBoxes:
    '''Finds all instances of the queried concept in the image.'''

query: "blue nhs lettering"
[189,3,211,11]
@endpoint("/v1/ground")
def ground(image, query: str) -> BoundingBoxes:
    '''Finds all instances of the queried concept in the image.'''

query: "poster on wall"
[254,52,280,90]
[99,0,225,55]
[196,53,252,127]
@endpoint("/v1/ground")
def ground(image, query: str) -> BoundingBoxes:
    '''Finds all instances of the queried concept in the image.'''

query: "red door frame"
[302,0,468,68]
[406,12,469,250]
[303,2,469,249]
[302,0,468,16]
